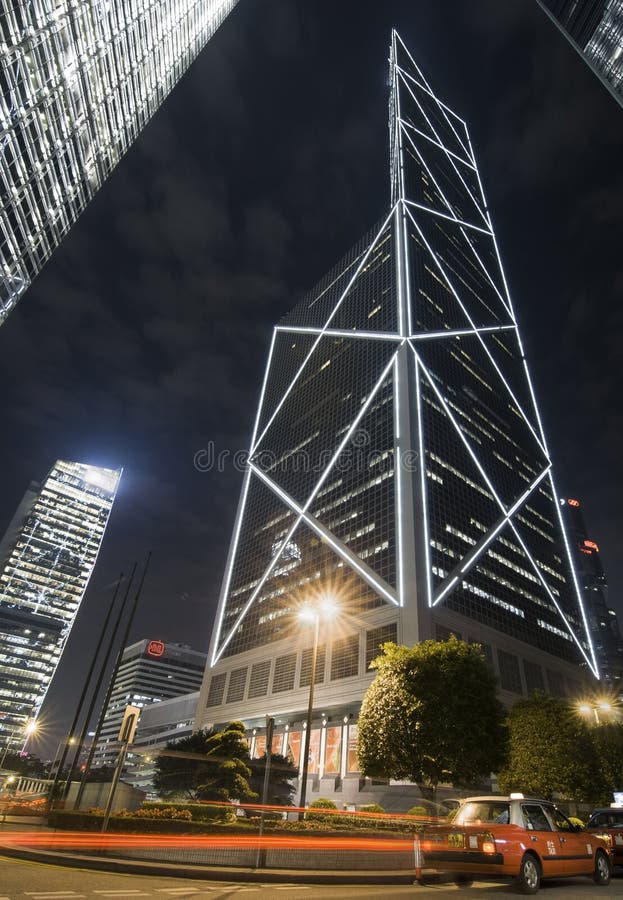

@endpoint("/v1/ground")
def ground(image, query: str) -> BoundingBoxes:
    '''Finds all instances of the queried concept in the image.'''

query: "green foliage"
[358,638,508,799]
[152,722,257,804]
[359,802,385,814]
[305,797,338,823]
[47,809,246,834]
[141,801,234,822]
[498,692,605,803]
[248,752,298,807]
[406,805,429,817]
[590,722,623,804]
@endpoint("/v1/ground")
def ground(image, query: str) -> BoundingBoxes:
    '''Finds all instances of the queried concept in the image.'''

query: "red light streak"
[0,830,414,853]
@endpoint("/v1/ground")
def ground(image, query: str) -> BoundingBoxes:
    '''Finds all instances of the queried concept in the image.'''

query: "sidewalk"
[0,820,420,885]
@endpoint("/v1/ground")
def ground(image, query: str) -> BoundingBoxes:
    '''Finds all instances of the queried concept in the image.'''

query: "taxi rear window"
[454,801,510,825]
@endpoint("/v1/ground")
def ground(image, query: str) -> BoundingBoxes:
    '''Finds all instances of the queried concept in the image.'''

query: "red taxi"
[419,794,612,894]
[586,807,623,867]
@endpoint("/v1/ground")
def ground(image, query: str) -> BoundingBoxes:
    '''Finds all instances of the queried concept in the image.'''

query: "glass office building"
[0,0,238,324]
[537,0,623,108]
[196,32,598,800]
[0,460,120,749]
[92,639,206,769]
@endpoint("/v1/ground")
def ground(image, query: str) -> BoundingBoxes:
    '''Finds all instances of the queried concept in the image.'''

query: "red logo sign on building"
[147,639,165,657]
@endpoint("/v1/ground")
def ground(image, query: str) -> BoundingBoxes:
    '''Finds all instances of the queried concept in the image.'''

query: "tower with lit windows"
[537,0,623,109]
[196,32,598,802]
[0,0,238,325]
[0,460,120,750]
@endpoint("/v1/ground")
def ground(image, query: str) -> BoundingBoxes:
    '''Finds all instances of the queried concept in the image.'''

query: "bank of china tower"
[196,32,597,795]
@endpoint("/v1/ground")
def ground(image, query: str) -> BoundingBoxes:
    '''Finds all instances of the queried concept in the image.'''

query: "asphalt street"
[2,857,623,899]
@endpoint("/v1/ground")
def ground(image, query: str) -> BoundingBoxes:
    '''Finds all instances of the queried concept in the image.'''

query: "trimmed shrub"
[141,801,234,823]
[305,798,338,823]
[406,805,429,818]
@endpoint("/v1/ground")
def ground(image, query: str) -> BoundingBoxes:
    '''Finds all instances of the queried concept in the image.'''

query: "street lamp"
[576,697,616,725]
[0,720,38,770]
[297,598,338,818]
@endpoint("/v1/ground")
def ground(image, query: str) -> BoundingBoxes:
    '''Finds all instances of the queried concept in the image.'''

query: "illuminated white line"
[251,464,398,607]
[249,326,277,452]
[253,210,395,452]
[395,204,406,337]
[401,201,414,336]
[431,467,551,606]
[506,515,597,674]
[393,35,408,207]
[393,31,471,155]
[435,575,459,606]
[457,223,513,318]
[396,69,488,229]
[400,116,461,223]
[411,344,509,521]
[489,223,551,450]
[405,205,548,457]
[399,117,476,171]
[393,354,405,607]
[210,465,254,666]
[215,351,399,660]
[404,197,492,235]
[414,354,434,607]
[549,468,599,676]
[275,325,401,342]
[410,325,515,341]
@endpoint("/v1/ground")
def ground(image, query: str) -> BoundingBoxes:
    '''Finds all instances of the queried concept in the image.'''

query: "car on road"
[418,793,612,894]
[586,807,623,867]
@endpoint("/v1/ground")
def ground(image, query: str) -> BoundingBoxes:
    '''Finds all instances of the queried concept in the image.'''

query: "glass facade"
[197,33,598,770]
[0,460,120,748]
[538,0,623,108]
[0,0,238,324]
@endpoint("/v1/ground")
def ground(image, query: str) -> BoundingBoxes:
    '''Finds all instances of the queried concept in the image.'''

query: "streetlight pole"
[299,612,319,819]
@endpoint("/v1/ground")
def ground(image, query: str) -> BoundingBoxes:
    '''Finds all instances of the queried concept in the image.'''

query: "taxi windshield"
[454,801,511,826]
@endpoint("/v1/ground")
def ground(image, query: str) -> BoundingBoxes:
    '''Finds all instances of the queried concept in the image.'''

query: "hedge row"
[46,808,418,837]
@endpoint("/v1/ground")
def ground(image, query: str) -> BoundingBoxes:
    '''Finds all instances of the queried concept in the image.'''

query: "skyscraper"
[0,0,238,325]
[92,639,206,769]
[0,460,120,750]
[537,0,623,108]
[560,496,623,689]
[195,32,598,802]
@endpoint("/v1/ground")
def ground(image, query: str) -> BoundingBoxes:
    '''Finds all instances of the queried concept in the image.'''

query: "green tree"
[357,638,508,801]
[196,721,257,803]
[498,692,604,803]
[585,721,623,806]
[248,753,298,807]
[153,721,257,803]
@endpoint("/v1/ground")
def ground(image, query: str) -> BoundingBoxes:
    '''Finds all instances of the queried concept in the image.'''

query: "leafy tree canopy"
[357,637,508,799]
[498,692,604,803]
[153,721,257,804]
[248,752,298,808]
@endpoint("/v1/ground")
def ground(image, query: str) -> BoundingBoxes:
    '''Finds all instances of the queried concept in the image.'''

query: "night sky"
[1,1,622,756]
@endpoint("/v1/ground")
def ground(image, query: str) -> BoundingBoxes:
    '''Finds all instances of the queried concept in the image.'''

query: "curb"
[0,843,418,885]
